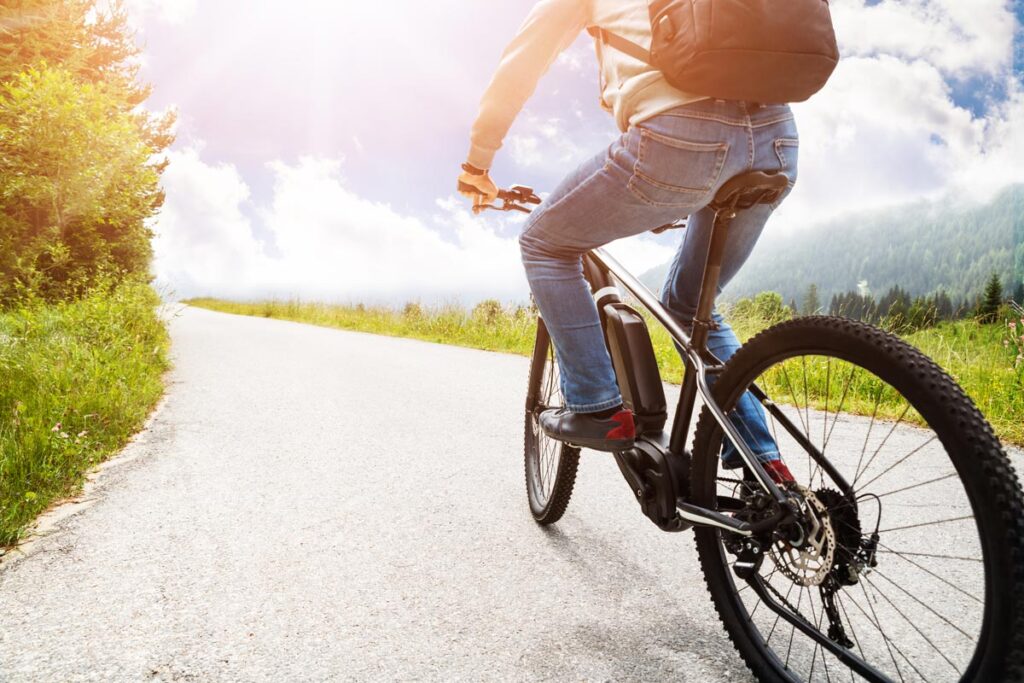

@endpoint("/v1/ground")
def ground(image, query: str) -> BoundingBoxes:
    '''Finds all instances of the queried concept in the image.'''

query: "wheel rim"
[528,341,565,510]
[711,351,990,682]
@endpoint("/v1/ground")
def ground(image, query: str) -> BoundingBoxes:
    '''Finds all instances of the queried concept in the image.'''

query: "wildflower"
[51,422,61,432]
[77,430,87,438]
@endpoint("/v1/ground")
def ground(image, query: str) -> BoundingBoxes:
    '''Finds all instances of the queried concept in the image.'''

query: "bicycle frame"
[582,241,851,536]
[575,248,890,682]
[484,182,851,534]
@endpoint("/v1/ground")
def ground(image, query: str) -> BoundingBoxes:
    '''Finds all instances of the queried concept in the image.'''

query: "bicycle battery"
[602,302,668,435]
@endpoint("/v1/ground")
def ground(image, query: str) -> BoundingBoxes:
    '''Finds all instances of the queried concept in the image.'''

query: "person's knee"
[519,227,572,263]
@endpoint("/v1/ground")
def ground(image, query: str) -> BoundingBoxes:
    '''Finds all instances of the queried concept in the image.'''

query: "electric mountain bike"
[469,175,1024,682]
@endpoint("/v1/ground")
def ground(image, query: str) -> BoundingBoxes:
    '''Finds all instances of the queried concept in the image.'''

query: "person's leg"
[660,103,799,468]
[661,205,782,466]
[519,128,707,415]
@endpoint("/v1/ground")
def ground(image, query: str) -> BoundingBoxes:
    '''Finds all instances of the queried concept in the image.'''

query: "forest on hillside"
[641,185,1022,306]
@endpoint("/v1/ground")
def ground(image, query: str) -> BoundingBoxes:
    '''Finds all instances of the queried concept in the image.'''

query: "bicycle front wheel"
[691,316,1024,682]
[524,318,580,525]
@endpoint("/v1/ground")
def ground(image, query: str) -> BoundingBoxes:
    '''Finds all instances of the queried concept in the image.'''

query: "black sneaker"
[538,407,636,452]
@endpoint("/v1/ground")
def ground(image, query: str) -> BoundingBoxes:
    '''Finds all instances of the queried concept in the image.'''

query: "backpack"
[588,0,840,104]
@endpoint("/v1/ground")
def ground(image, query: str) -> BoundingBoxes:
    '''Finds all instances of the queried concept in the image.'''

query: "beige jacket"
[467,0,705,170]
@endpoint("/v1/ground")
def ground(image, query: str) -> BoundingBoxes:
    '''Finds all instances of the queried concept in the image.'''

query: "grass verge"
[0,281,170,547]
[187,298,1023,447]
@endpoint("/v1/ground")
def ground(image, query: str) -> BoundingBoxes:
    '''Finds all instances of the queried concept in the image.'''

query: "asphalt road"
[1,306,1021,682]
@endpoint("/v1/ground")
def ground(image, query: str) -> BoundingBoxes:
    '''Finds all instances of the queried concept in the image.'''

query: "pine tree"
[802,283,821,316]
[978,273,1004,323]
[1013,281,1024,306]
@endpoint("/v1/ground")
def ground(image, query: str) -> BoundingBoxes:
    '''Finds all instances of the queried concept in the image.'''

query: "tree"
[932,289,954,320]
[0,1,175,149]
[978,272,1004,323]
[1013,281,1024,306]
[802,283,821,316]
[0,65,163,302]
[0,0,173,304]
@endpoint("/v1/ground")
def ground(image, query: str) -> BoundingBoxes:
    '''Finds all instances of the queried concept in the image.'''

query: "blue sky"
[128,0,1023,303]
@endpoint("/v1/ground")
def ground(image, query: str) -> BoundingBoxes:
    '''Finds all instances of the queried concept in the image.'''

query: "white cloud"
[603,236,677,283]
[153,151,530,303]
[774,0,1020,228]
[151,148,267,299]
[153,149,678,304]
[831,0,1016,79]
[506,113,589,169]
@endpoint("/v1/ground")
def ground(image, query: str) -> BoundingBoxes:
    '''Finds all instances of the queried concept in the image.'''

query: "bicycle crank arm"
[676,503,752,536]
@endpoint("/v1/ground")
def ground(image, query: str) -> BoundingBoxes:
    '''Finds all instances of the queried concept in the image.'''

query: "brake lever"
[471,201,531,215]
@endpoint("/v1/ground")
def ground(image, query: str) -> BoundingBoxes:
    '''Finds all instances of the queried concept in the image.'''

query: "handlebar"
[458,182,542,215]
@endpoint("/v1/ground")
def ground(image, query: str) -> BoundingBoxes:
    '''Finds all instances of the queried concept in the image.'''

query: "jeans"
[519,99,798,465]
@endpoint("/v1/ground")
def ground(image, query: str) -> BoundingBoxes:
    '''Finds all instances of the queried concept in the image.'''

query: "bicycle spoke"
[852,384,883,485]
[851,583,907,682]
[823,364,857,450]
[766,578,798,645]
[822,357,831,453]
[856,434,938,493]
[878,514,974,535]
[876,540,983,605]
[779,362,809,437]
[836,592,867,668]
[871,568,976,640]
[874,549,982,563]
[784,587,805,670]
[853,403,911,489]
[863,579,933,681]
[873,470,958,500]
[862,575,963,674]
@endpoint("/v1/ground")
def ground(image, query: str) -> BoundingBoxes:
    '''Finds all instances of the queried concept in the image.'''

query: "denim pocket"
[628,128,729,207]
[771,137,800,208]
[774,138,800,176]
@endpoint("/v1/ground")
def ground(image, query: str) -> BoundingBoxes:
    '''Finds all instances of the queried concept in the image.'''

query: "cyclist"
[459,0,796,483]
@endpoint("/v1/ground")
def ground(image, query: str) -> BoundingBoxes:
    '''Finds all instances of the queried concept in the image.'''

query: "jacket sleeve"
[467,0,588,170]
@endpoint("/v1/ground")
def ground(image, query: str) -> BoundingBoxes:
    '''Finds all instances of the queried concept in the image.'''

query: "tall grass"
[0,281,170,546]
[188,298,1023,447]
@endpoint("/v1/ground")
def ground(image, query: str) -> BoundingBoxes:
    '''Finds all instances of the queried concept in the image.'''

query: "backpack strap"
[587,26,653,66]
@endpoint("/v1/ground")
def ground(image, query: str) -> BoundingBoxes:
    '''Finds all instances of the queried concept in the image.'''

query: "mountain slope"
[641,185,1022,304]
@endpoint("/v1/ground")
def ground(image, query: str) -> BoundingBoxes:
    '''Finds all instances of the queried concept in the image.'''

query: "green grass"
[187,297,1024,447]
[0,281,170,546]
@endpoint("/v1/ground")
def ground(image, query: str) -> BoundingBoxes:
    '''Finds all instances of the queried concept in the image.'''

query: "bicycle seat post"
[691,171,790,356]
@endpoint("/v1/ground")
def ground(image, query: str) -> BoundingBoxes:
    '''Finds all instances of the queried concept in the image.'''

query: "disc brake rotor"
[769,486,836,587]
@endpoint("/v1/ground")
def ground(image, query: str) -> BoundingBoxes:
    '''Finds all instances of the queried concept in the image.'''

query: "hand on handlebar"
[457,168,499,209]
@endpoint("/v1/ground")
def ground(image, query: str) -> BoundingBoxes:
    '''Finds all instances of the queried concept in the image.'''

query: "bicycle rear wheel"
[691,316,1024,682]
[524,318,580,525]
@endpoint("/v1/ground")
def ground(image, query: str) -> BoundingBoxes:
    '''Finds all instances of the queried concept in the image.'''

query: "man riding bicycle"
[458,0,801,483]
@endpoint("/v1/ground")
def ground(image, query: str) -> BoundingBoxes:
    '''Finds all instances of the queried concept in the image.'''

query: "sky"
[126,0,1024,304]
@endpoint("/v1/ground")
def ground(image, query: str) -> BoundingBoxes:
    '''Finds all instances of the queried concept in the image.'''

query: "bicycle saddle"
[710,171,789,216]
